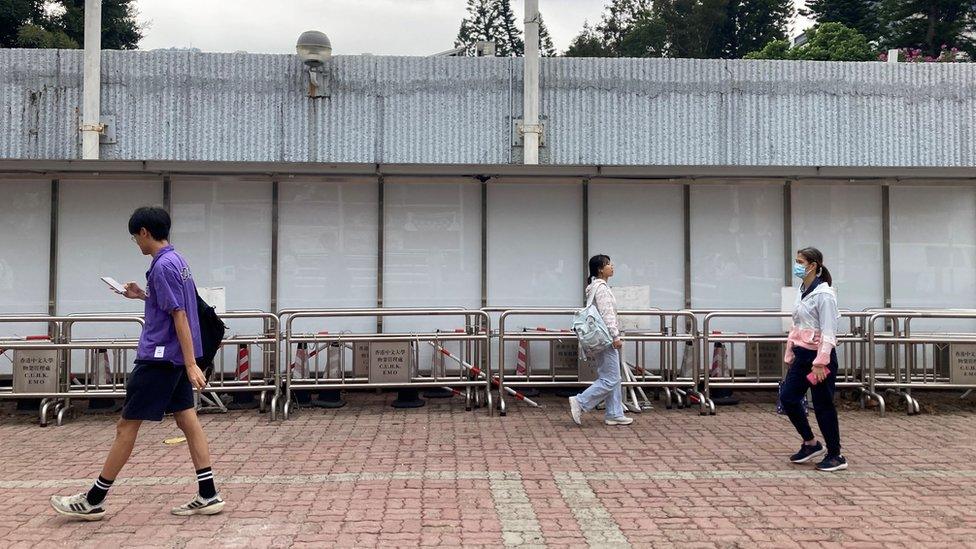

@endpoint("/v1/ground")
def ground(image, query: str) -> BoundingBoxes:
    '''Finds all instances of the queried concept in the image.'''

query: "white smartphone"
[100,276,128,295]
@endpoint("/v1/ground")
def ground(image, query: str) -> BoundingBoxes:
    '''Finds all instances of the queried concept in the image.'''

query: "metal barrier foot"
[864,391,886,417]
[664,388,673,410]
[55,400,73,426]
[39,399,55,427]
[903,393,920,415]
[269,394,280,421]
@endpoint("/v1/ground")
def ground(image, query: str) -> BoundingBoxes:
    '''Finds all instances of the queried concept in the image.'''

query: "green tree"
[721,0,795,58]
[596,0,652,55]
[456,0,504,55]
[538,14,556,57]
[494,0,524,56]
[650,0,730,58]
[56,0,143,50]
[800,0,881,42]
[564,21,613,56]
[0,0,142,49]
[456,0,557,57]
[0,0,43,47]
[744,21,875,60]
[15,22,77,48]
[878,0,976,58]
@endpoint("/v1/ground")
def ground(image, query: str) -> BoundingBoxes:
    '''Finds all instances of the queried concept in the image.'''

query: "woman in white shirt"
[781,247,847,472]
[568,255,633,426]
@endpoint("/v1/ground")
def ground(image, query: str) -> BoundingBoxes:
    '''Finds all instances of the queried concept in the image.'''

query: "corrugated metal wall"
[1,49,974,166]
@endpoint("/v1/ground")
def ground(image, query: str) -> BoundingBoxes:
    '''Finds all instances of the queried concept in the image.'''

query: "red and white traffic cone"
[515,331,541,397]
[229,344,258,409]
[292,341,312,405]
[311,332,346,409]
[516,338,529,376]
[235,344,250,382]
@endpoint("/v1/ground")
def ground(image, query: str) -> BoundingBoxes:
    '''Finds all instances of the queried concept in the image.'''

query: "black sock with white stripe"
[86,476,113,506]
[196,467,217,499]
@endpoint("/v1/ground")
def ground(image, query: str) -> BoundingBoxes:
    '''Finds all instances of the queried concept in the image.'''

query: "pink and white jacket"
[784,281,841,367]
[585,279,620,339]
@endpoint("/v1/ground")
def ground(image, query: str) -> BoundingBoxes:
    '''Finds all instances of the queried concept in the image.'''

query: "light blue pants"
[575,347,624,420]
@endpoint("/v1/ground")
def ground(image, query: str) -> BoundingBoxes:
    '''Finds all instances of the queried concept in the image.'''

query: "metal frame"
[0,315,143,426]
[203,311,282,420]
[280,308,493,419]
[495,308,701,416]
[866,310,976,417]
[700,310,870,416]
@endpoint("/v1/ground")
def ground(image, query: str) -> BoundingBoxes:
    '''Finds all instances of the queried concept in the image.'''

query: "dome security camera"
[296,30,332,67]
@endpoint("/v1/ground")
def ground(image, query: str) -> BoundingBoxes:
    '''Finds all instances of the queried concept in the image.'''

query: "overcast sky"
[135,0,813,55]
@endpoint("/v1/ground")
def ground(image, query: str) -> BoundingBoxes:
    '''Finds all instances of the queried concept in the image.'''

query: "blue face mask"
[793,262,809,279]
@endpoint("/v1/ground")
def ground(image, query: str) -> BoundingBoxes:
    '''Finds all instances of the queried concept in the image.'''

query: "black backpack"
[196,291,226,370]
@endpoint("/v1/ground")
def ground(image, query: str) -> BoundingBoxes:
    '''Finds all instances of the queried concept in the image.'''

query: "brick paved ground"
[1,390,975,548]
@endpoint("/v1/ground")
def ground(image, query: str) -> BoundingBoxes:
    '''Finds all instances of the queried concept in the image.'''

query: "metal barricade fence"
[866,310,976,417]
[496,309,700,417]
[701,311,868,416]
[200,311,281,420]
[0,315,143,426]
[281,309,493,419]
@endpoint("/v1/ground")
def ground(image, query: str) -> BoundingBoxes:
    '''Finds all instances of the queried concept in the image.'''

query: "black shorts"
[122,361,194,421]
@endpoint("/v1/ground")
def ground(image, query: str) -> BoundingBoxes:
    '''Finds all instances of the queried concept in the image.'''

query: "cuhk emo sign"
[950,344,976,385]
[368,341,413,384]
[13,349,59,394]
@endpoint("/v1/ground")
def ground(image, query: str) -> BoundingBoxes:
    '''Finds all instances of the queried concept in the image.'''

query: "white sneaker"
[568,396,583,425]
[50,493,106,521]
[605,416,634,426]
[171,494,225,516]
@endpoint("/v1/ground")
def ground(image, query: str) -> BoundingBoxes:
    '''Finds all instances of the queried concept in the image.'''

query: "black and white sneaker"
[171,494,225,516]
[789,442,826,464]
[816,455,849,472]
[50,493,106,521]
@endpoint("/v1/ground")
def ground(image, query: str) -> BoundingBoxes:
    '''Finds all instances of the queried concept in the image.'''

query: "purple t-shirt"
[136,245,202,366]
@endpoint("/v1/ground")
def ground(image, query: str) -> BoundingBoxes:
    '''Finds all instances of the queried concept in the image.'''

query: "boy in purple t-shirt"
[51,207,224,520]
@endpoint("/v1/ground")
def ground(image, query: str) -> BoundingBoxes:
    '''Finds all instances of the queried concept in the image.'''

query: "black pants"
[780,347,841,456]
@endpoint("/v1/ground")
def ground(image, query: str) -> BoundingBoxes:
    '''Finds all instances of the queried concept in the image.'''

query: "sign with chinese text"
[551,340,580,375]
[950,344,976,385]
[746,341,785,378]
[368,342,412,384]
[13,349,59,394]
[353,342,370,378]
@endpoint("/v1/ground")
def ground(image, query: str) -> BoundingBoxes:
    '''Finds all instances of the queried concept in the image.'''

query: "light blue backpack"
[572,280,613,357]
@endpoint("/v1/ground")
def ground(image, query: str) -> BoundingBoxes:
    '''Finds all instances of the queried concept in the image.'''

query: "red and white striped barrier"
[428,341,540,408]
[1,334,50,362]
[516,337,529,376]
[236,344,250,381]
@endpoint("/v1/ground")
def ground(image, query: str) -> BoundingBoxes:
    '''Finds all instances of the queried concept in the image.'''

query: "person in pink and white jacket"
[780,247,847,472]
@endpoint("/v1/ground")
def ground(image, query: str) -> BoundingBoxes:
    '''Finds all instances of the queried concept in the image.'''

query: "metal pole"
[81,0,103,159]
[522,0,540,165]
[683,184,692,310]
[270,179,279,314]
[48,179,59,317]
[376,176,385,333]
[783,180,793,285]
[882,183,892,308]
